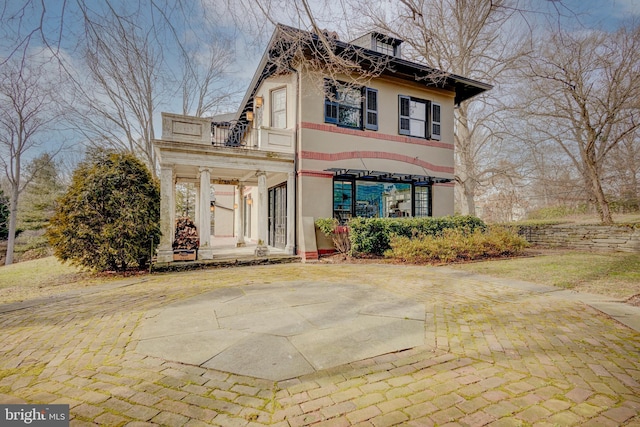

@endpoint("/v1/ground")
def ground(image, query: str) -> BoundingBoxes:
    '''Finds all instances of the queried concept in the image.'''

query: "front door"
[268,184,286,249]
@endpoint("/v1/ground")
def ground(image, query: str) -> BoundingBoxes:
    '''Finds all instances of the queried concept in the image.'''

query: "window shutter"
[365,88,378,130]
[431,102,441,140]
[324,80,338,124]
[399,95,410,135]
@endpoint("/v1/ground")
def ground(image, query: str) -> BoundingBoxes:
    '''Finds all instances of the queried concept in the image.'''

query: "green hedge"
[348,215,486,256]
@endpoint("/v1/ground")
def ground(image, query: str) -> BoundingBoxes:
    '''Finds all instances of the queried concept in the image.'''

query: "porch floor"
[152,237,299,273]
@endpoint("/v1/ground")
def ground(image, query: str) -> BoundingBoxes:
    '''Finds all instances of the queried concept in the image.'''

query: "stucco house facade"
[153,24,491,262]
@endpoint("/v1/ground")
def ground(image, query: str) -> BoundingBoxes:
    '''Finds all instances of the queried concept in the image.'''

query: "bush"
[47,150,160,271]
[385,225,529,263]
[349,215,486,256]
[315,218,350,254]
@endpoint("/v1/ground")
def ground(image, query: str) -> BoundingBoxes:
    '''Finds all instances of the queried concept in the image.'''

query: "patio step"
[150,254,300,273]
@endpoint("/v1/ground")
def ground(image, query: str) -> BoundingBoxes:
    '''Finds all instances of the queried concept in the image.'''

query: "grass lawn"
[451,249,640,300]
[1,249,639,305]
[0,257,121,304]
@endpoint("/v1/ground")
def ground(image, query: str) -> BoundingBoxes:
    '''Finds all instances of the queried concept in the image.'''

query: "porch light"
[246,111,254,121]
[234,203,238,209]
[255,96,263,108]
[247,197,253,205]
[210,201,215,212]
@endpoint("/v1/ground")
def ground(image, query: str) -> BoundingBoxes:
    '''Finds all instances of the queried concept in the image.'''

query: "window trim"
[270,87,287,129]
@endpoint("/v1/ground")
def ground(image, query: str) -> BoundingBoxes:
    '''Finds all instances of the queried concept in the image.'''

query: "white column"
[157,164,175,263]
[255,171,270,256]
[194,183,200,225]
[285,171,295,254]
[235,184,246,247]
[198,167,213,260]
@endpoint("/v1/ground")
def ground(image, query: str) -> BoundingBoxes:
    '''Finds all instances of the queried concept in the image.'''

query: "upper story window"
[324,79,378,131]
[271,87,287,129]
[374,39,396,56]
[398,95,441,140]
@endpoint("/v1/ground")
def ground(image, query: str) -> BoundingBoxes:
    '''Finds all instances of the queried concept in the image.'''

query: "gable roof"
[235,24,492,122]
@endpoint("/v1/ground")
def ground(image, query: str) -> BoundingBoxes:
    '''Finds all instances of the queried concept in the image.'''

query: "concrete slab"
[203,334,315,381]
[136,329,250,365]
[135,281,427,381]
[217,307,315,336]
[290,317,424,370]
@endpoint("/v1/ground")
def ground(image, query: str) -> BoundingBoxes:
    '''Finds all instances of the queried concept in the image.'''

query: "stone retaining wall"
[518,224,640,252]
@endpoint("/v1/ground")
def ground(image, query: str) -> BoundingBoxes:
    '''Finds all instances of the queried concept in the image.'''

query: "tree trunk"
[4,185,19,265]
[585,161,613,224]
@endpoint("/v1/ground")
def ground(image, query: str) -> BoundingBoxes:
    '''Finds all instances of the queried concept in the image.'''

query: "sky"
[1,0,638,166]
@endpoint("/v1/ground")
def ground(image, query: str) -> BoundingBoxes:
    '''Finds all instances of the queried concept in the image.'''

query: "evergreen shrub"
[47,150,160,271]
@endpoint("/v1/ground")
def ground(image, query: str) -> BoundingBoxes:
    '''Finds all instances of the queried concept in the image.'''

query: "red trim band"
[301,122,453,150]
[299,150,454,175]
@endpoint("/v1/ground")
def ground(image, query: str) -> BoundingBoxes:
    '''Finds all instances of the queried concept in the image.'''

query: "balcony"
[212,120,257,149]
[160,113,293,154]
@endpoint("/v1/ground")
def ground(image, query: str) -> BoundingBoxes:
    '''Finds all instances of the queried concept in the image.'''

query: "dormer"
[350,32,403,58]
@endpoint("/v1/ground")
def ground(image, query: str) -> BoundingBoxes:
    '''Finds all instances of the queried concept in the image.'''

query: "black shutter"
[399,95,410,135]
[431,102,441,140]
[324,80,338,124]
[365,88,378,130]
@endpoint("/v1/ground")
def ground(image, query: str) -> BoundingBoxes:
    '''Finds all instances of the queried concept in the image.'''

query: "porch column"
[255,171,269,256]
[235,184,246,247]
[198,167,214,260]
[157,163,175,263]
[194,182,200,225]
[285,171,295,255]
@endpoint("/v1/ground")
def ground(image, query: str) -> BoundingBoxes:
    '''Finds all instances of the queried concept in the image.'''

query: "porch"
[153,113,296,263]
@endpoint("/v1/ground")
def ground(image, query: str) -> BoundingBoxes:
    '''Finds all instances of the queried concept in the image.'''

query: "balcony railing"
[211,120,257,149]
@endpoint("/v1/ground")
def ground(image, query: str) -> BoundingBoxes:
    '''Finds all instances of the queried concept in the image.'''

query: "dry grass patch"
[451,249,640,300]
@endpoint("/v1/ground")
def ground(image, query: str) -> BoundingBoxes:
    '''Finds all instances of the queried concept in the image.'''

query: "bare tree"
[2,1,239,174]
[347,0,531,216]
[519,23,640,224]
[0,57,61,265]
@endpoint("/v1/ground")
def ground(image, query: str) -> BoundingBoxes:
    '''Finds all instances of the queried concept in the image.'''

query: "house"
[152,24,491,262]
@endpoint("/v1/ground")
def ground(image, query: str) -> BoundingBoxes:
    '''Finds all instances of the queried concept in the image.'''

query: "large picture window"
[333,179,431,222]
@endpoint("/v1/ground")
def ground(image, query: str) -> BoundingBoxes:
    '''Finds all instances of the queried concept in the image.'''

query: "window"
[324,80,362,129]
[399,96,442,140]
[374,39,395,56]
[414,186,431,217]
[271,87,286,129]
[399,96,427,138]
[333,179,432,222]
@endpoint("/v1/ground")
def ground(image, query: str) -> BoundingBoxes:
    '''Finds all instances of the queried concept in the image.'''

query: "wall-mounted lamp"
[255,96,263,108]
[233,203,238,209]
[247,197,253,205]
[246,111,254,121]
[209,202,215,212]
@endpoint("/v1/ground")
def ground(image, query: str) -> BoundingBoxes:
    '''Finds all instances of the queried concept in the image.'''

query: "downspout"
[293,67,300,255]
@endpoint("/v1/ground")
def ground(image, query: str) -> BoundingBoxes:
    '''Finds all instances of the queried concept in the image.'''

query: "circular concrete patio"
[135,281,426,381]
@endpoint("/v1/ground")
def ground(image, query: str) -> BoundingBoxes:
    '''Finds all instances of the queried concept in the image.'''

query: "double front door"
[268,184,286,249]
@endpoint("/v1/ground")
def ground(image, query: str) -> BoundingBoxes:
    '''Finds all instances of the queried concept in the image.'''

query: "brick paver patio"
[1,263,639,426]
